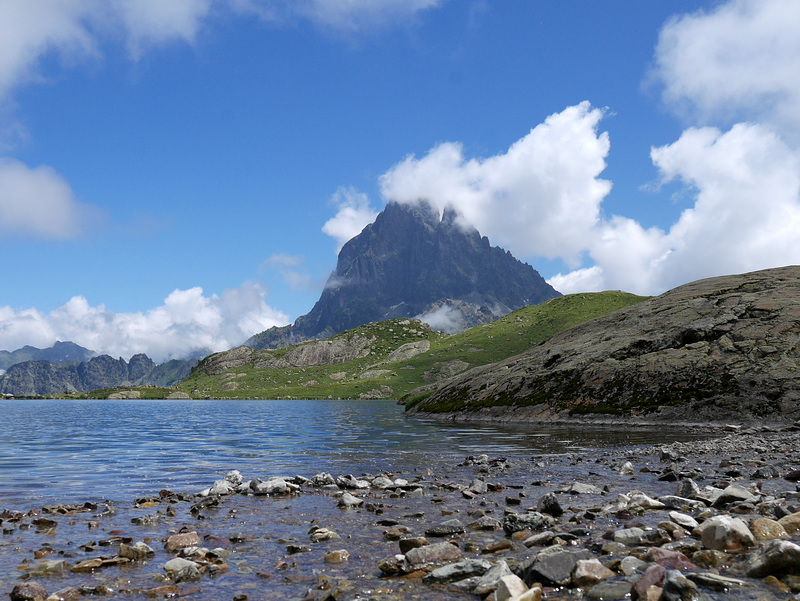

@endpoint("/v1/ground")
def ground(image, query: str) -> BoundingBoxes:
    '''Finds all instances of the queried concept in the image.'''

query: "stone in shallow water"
[496,574,528,601]
[398,537,427,554]
[324,549,350,564]
[633,564,666,599]
[685,572,749,591]
[10,582,49,601]
[337,492,364,508]
[503,511,556,535]
[567,482,603,495]
[119,541,155,560]
[309,527,340,543]
[751,517,788,541]
[585,581,632,600]
[699,515,756,551]
[164,531,200,553]
[163,557,199,574]
[712,483,758,507]
[422,558,491,584]
[520,548,592,587]
[668,511,699,530]
[619,555,647,576]
[536,492,564,517]
[473,560,513,596]
[646,547,696,570]
[425,519,465,537]
[779,511,800,534]
[404,541,462,570]
[661,569,699,601]
[744,539,800,578]
[573,558,616,588]
[613,527,646,546]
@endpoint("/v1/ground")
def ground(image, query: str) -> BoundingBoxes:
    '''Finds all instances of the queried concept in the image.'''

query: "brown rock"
[572,559,615,588]
[164,531,201,553]
[10,582,49,601]
[751,517,789,541]
[778,512,800,534]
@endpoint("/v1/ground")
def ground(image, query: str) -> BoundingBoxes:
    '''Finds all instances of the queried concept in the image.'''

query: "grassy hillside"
[174,291,647,401]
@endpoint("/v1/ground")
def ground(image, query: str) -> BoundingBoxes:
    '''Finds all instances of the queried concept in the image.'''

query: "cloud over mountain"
[0,282,288,363]
[324,0,800,297]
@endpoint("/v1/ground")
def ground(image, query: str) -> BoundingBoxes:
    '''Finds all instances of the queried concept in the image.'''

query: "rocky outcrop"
[247,201,560,349]
[197,335,377,377]
[409,266,800,423]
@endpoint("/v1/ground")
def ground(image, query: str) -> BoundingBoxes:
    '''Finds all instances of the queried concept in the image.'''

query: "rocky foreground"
[4,425,800,601]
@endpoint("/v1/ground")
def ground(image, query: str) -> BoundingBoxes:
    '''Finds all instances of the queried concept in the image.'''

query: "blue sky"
[2,0,800,362]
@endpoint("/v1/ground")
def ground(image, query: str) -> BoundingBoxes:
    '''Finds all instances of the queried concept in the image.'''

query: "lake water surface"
[0,399,707,509]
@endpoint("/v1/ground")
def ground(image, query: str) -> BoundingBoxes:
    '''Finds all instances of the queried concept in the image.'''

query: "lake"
[0,398,708,510]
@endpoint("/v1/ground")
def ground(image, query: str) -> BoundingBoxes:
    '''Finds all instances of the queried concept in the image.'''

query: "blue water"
[0,398,702,509]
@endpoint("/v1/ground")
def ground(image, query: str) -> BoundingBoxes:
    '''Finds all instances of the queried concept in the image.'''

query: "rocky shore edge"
[5,424,800,601]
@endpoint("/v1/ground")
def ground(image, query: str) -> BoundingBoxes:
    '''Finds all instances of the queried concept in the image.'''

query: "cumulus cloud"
[380,102,611,267]
[0,158,101,238]
[322,186,379,251]
[551,122,800,296]
[0,282,289,362]
[653,0,800,138]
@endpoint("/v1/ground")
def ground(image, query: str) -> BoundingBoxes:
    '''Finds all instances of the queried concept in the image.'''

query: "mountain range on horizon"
[247,200,561,349]
[0,340,96,373]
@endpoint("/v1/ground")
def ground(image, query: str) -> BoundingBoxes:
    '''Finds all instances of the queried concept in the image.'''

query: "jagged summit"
[247,201,560,349]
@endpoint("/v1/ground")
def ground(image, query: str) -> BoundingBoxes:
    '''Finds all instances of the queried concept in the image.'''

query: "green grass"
[169,291,647,401]
[75,386,180,400]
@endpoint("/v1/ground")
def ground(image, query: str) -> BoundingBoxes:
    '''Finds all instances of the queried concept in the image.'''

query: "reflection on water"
[0,398,706,508]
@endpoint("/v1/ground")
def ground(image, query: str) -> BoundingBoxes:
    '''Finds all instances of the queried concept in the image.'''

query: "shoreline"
[4,428,800,601]
[405,405,798,433]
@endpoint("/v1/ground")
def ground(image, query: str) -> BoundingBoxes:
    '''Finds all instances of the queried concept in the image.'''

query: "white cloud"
[322,186,379,251]
[295,0,445,31]
[0,158,100,238]
[0,282,289,362]
[379,102,611,267]
[552,122,800,295]
[264,253,317,290]
[416,305,466,335]
[116,0,213,56]
[0,0,448,103]
[0,0,100,102]
[653,0,800,138]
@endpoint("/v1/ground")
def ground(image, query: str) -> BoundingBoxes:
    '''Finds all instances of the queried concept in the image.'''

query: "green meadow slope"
[173,291,646,401]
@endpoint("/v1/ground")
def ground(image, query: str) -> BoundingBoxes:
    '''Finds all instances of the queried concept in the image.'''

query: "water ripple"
[0,398,704,509]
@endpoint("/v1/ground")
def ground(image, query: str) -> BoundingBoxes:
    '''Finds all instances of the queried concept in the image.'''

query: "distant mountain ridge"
[248,201,560,349]
[0,351,197,397]
[0,341,96,372]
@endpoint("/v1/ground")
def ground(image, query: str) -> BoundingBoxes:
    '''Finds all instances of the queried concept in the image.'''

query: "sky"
[2,0,800,363]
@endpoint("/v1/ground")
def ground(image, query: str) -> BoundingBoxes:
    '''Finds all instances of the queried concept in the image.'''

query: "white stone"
[496,574,528,601]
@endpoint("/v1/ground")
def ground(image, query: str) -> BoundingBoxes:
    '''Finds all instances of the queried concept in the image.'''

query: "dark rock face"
[410,265,800,423]
[248,201,559,349]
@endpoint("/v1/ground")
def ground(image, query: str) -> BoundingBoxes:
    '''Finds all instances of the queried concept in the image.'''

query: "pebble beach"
[4,423,800,601]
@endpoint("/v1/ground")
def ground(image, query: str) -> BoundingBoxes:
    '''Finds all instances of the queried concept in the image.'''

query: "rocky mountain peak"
[248,200,560,349]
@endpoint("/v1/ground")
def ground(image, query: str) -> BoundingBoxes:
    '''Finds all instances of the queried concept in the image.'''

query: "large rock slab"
[410,266,800,423]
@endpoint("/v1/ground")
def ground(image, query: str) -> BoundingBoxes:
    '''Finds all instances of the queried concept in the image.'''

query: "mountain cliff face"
[408,265,800,424]
[0,353,195,396]
[248,201,560,349]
